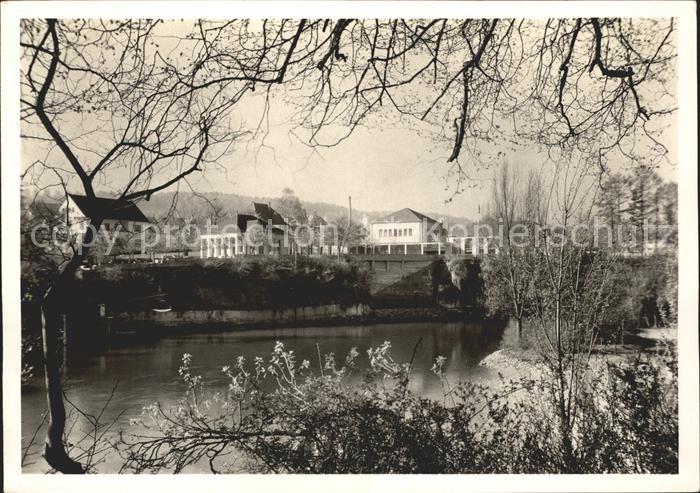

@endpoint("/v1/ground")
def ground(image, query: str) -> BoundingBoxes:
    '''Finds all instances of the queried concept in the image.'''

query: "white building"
[200,229,244,258]
[368,208,447,254]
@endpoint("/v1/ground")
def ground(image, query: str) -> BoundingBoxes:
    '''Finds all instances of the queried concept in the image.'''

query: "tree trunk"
[555,362,576,472]
[517,316,523,337]
[42,281,84,474]
[40,218,101,473]
[558,405,576,472]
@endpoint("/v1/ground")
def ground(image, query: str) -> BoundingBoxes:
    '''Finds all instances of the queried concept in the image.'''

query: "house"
[60,193,150,248]
[241,202,292,255]
[307,213,335,255]
[62,193,150,233]
[368,208,447,254]
[199,202,291,258]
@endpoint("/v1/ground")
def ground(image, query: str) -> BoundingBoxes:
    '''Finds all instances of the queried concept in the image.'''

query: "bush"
[605,254,677,329]
[119,342,678,474]
[79,256,371,312]
[494,353,678,473]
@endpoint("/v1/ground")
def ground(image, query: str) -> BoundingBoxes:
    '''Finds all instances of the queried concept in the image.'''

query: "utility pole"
[348,195,352,256]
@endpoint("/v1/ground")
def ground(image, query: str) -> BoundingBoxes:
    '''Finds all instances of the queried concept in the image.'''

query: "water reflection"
[22,319,509,472]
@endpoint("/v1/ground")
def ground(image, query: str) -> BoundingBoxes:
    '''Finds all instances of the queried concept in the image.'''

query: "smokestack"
[348,196,353,255]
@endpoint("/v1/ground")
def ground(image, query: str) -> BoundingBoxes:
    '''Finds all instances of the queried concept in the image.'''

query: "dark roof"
[236,213,258,233]
[374,208,439,225]
[68,194,150,223]
[309,214,328,227]
[252,202,287,226]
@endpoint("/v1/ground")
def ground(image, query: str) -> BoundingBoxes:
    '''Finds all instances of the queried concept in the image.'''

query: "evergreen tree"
[626,167,663,252]
[594,173,627,247]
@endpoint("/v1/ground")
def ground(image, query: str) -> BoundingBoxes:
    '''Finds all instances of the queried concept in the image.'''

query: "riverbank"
[480,326,677,380]
[105,305,480,335]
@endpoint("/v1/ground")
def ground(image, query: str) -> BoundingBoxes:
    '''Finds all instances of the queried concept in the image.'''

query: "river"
[21,318,517,473]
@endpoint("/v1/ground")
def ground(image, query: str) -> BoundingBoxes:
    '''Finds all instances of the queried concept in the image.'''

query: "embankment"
[56,255,484,336]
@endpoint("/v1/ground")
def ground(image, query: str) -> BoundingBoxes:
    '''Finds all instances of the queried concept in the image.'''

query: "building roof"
[68,194,150,223]
[373,208,440,225]
[252,202,287,226]
[309,213,328,227]
[236,213,258,233]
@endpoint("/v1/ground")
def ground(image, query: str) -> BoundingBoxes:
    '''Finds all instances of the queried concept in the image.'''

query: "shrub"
[119,342,678,474]
[80,256,371,312]
[605,254,676,329]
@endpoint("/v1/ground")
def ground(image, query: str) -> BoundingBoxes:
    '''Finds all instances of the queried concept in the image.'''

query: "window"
[394,229,397,236]
[409,228,413,237]
[398,229,402,237]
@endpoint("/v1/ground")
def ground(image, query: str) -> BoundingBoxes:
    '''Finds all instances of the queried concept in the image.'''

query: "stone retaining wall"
[110,303,371,328]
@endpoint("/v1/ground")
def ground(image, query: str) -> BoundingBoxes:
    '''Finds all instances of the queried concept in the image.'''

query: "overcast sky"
[21,19,678,221]
[161,93,678,220]
[23,105,678,221]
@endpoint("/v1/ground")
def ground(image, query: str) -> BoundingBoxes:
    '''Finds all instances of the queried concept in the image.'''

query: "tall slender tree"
[484,162,533,336]
[627,167,664,253]
[594,173,627,248]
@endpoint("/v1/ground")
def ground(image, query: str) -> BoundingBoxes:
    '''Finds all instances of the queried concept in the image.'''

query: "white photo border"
[2,2,697,492]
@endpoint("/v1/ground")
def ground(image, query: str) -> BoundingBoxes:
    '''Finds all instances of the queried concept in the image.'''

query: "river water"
[21,319,516,473]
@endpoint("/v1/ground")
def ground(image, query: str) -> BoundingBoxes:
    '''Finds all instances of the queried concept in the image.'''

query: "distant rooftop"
[252,202,287,226]
[68,194,150,223]
[373,208,439,225]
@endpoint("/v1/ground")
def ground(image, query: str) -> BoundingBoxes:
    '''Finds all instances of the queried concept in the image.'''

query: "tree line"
[594,167,677,250]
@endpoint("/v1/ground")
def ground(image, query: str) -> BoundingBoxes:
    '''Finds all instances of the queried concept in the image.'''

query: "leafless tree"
[526,159,618,471]
[484,162,533,335]
[212,19,673,180]
[21,18,282,473]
